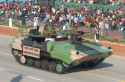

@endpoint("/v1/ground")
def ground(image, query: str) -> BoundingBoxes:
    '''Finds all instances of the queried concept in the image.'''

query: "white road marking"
[53,75,74,81]
[26,76,44,82]
[60,77,74,81]
[65,77,73,80]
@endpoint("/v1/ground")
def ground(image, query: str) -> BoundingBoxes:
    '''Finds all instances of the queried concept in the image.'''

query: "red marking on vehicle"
[23,46,40,57]
[80,56,97,62]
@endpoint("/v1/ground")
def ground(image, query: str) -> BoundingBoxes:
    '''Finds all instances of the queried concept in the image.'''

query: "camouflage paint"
[47,41,111,65]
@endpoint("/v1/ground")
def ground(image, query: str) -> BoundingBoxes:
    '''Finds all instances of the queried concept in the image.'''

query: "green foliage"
[0,18,21,27]
[100,35,115,42]
[60,2,121,12]
[54,0,64,9]
[0,19,9,26]
[18,26,28,36]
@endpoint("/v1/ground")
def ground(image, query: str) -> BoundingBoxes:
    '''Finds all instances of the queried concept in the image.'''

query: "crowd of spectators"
[40,5,125,34]
[0,0,125,37]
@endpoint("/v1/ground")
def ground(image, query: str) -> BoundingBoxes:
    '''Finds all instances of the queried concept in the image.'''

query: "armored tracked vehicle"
[11,31,112,73]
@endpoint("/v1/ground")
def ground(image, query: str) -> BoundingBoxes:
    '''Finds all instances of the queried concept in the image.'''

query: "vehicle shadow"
[11,75,23,82]
[65,62,113,74]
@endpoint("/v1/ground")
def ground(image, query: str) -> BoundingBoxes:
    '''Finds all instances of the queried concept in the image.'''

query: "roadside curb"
[100,41,125,56]
[0,25,18,36]
[0,25,18,29]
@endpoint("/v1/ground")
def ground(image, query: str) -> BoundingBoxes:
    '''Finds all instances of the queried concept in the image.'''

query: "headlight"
[76,51,79,55]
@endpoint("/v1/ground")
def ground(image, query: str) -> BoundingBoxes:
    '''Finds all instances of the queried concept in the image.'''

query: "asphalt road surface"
[0,35,125,82]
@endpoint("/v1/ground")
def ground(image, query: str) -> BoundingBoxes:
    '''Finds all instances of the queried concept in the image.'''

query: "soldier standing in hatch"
[94,19,100,43]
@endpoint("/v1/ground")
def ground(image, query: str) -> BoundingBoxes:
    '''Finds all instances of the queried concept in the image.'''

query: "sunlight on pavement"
[121,80,125,82]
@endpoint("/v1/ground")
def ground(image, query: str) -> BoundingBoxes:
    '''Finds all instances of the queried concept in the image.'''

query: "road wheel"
[40,60,49,70]
[48,62,56,72]
[11,49,19,56]
[20,56,27,64]
[55,63,65,74]
[27,58,33,66]
[34,60,41,68]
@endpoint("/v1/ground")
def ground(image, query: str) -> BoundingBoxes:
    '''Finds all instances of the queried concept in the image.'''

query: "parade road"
[0,35,125,82]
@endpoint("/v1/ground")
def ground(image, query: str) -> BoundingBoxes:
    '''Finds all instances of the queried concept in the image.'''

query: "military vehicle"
[11,29,112,73]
